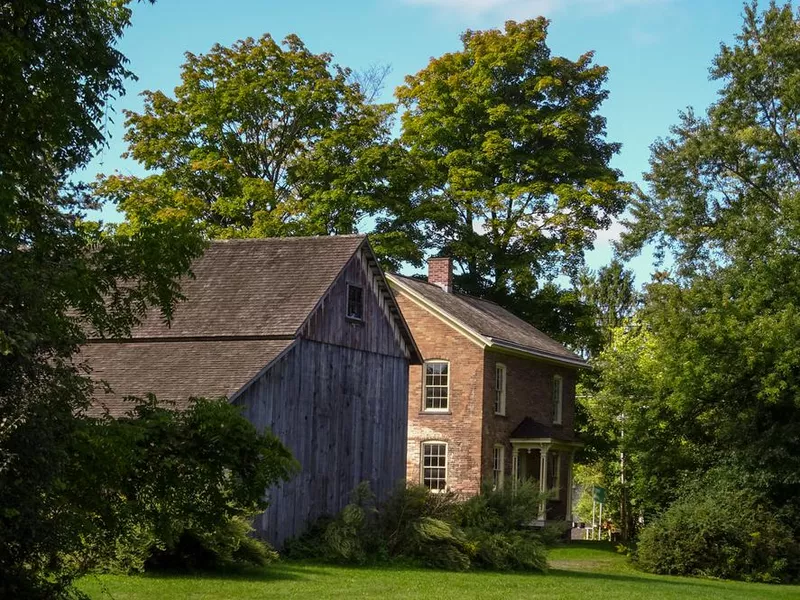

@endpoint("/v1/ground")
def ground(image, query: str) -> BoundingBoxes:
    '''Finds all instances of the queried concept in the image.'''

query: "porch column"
[538,445,549,521]
[565,450,575,524]
[511,447,519,492]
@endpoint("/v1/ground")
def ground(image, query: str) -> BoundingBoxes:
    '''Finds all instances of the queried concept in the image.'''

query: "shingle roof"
[130,236,367,339]
[81,235,419,416]
[80,338,293,416]
[388,274,585,366]
[510,417,576,442]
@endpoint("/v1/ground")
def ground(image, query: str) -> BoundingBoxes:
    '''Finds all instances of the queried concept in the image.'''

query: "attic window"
[346,284,364,320]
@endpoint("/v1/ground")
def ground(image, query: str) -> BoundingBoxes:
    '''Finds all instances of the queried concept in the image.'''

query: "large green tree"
[96,34,422,268]
[396,18,631,307]
[592,1,800,545]
[0,2,209,596]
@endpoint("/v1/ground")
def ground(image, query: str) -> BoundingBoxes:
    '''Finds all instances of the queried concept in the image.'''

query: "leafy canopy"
[96,33,420,266]
[397,18,631,302]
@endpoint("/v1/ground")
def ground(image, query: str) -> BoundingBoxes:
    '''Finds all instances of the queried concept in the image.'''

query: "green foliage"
[636,469,800,583]
[286,483,549,573]
[95,33,422,268]
[396,18,631,305]
[145,517,278,571]
[84,395,297,572]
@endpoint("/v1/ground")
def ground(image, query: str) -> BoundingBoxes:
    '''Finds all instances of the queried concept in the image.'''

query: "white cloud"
[404,0,664,19]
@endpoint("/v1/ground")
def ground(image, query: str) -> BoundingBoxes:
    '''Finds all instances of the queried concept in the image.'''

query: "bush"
[285,482,550,572]
[636,470,800,583]
[145,517,278,570]
[85,396,297,573]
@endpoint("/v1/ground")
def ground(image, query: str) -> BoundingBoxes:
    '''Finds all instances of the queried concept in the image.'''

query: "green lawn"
[78,542,800,599]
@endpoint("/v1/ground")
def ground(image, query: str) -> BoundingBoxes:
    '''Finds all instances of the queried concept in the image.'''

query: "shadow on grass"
[124,561,335,583]
[548,567,731,590]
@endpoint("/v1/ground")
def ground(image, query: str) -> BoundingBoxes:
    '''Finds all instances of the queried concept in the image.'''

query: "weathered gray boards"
[80,236,420,545]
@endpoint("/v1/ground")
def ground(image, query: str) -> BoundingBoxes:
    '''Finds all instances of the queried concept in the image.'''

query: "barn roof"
[81,235,419,416]
[80,338,293,415]
[387,274,586,368]
[128,236,368,339]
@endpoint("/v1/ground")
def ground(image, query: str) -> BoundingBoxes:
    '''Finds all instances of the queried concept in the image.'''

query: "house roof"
[386,274,586,367]
[510,417,577,442]
[81,235,420,416]
[79,338,293,416]
[129,236,368,339]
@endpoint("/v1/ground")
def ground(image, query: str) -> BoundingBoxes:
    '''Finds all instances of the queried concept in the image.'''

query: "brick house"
[387,258,586,524]
[79,236,420,545]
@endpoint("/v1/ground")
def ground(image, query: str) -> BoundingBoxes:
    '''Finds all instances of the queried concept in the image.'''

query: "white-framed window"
[547,450,561,495]
[552,375,563,425]
[423,360,449,411]
[492,444,505,489]
[422,441,448,491]
[346,283,364,320]
[494,363,506,415]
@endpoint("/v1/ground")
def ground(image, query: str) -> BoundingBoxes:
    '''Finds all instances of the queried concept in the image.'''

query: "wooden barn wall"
[299,251,408,359]
[233,338,409,547]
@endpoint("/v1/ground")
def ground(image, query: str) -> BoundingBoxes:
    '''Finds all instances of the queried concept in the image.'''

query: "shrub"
[636,470,800,582]
[286,482,549,572]
[145,517,278,570]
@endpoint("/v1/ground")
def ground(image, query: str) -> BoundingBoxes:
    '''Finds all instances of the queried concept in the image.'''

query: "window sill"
[419,410,452,416]
[494,412,507,418]
[345,316,364,325]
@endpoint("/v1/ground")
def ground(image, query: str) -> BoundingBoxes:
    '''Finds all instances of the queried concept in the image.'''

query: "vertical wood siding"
[234,338,409,546]
[299,250,409,359]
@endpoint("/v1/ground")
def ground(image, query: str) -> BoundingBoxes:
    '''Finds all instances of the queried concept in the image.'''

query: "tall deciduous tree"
[598,1,800,547]
[396,18,631,306]
[96,34,422,267]
[1,2,206,596]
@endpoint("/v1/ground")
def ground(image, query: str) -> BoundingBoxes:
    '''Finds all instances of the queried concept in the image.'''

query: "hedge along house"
[387,259,586,525]
[79,235,421,546]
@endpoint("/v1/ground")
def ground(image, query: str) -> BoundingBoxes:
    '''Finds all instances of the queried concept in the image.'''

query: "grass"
[77,542,800,599]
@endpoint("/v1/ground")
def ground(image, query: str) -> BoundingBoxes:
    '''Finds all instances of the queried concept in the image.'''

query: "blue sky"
[85,0,749,284]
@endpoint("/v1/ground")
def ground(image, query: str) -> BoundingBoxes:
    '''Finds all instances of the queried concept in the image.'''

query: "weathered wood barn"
[79,235,421,545]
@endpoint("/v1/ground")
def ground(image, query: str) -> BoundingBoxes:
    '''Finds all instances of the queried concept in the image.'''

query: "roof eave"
[487,338,589,369]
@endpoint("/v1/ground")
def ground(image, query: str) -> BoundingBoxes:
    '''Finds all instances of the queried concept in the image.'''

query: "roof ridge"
[208,234,367,244]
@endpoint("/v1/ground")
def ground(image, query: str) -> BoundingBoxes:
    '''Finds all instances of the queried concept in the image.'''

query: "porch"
[510,419,582,525]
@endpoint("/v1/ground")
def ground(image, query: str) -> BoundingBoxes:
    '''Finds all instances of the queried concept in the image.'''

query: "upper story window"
[424,360,449,411]
[346,283,364,320]
[494,363,507,415]
[552,375,563,425]
[422,441,448,491]
[492,444,505,490]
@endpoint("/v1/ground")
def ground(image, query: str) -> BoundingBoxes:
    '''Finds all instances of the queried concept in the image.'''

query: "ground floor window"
[547,450,561,495]
[422,442,448,491]
[492,444,505,489]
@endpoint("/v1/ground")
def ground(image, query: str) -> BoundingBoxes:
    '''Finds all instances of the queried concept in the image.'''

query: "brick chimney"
[428,257,453,293]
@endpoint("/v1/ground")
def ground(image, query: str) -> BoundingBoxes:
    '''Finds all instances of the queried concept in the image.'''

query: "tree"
[621,1,800,276]
[95,34,422,268]
[0,2,208,597]
[576,259,639,354]
[396,19,631,307]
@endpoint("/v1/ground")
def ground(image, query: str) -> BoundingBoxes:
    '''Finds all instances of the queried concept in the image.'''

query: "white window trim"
[494,363,507,415]
[421,441,448,492]
[423,359,450,413]
[492,444,505,489]
[552,374,563,425]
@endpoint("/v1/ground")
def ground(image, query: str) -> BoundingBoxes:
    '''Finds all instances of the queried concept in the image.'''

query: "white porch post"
[565,450,575,524]
[538,445,549,521]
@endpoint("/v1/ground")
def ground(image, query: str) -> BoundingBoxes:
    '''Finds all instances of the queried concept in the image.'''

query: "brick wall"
[394,286,578,497]
[482,351,577,490]
[395,291,485,495]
